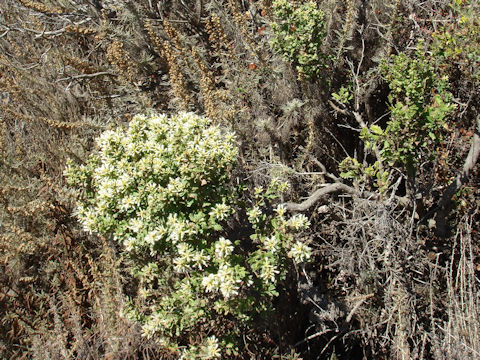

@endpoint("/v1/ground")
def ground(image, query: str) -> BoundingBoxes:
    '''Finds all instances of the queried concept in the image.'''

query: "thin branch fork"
[329,99,385,178]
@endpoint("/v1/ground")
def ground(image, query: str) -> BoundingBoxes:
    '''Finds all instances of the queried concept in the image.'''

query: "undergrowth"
[0,0,479,359]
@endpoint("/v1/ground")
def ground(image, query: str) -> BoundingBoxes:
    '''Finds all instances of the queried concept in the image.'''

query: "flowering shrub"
[65,112,311,358]
[270,0,328,80]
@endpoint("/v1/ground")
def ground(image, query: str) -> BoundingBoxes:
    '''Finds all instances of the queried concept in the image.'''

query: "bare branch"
[307,156,341,183]
[56,71,116,82]
[328,100,367,130]
[329,100,384,171]
[346,293,375,323]
[12,18,91,38]
[283,182,379,212]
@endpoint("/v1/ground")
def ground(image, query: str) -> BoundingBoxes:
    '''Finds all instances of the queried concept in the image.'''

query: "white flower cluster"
[66,112,238,244]
[286,213,311,230]
[174,243,210,273]
[214,237,234,258]
[202,264,242,299]
[166,213,197,245]
[261,235,280,252]
[142,311,171,338]
[288,241,312,263]
[274,204,286,218]
[259,258,280,283]
[179,336,222,360]
[247,206,262,222]
[209,202,231,221]
[200,336,221,359]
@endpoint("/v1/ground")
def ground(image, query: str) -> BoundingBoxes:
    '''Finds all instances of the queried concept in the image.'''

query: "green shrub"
[432,0,480,84]
[341,46,455,192]
[65,112,311,358]
[376,49,455,170]
[270,0,328,80]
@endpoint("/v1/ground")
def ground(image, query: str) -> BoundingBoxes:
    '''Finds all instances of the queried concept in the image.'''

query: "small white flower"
[167,213,178,226]
[259,259,279,283]
[260,258,280,283]
[177,242,192,256]
[254,186,264,196]
[248,206,262,222]
[144,231,155,246]
[141,322,155,339]
[262,235,279,252]
[202,273,218,293]
[287,214,310,230]
[277,180,290,192]
[121,195,137,211]
[173,258,191,273]
[200,336,221,359]
[209,203,231,221]
[274,204,286,218]
[81,209,96,232]
[169,223,183,244]
[193,250,210,270]
[216,264,231,279]
[167,217,194,244]
[125,141,141,156]
[144,227,166,247]
[166,177,186,195]
[128,218,143,233]
[260,260,280,283]
[219,281,239,298]
[214,237,234,258]
[173,243,194,273]
[97,182,114,200]
[288,241,312,263]
[142,311,170,339]
[139,287,150,298]
[123,237,136,252]
[216,264,241,298]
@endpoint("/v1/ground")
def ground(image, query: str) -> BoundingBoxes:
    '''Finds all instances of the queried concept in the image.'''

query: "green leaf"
[370,124,384,135]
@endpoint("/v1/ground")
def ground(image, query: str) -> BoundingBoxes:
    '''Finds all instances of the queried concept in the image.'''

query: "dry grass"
[430,217,480,360]
[29,239,167,360]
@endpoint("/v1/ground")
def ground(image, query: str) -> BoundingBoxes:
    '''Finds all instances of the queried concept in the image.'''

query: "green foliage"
[339,157,390,193]
[65,112,311,357]
[5,0,480,358]
[270,0,328,80]
[332,85,353,106]
[377,48,455,169]
[346,47,455,187]
[432,0,480,83]
[340,46,455,192]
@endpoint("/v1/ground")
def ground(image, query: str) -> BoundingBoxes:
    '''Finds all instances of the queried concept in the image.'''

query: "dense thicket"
[0,0,479,359]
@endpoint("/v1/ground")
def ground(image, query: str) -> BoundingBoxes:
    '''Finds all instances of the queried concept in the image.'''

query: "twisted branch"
[283,182,379,212]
